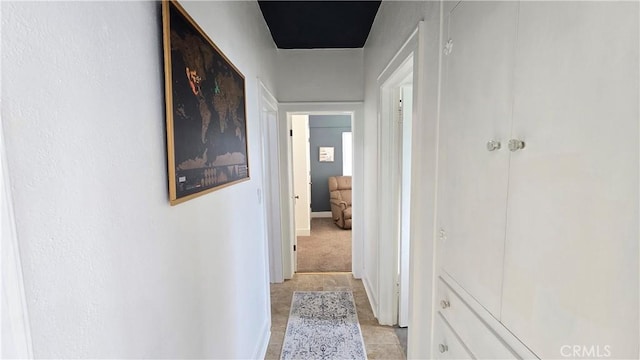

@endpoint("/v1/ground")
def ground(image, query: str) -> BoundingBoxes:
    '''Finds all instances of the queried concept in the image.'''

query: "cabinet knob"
[508,139,526,152]
[486,140,501,151]
[439,344,449,353]
[440,300,450,309]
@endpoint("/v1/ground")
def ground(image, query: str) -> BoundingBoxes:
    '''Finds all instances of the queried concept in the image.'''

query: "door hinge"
[293,245,297,251]
[290,129,293,136]
[398,99,403,123]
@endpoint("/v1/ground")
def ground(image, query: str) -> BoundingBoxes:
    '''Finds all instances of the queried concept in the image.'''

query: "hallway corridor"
[265,273,405,359]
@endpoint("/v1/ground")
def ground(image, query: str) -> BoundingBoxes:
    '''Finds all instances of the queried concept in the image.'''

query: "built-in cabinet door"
[501,2,639,358]
[438,1,518,317]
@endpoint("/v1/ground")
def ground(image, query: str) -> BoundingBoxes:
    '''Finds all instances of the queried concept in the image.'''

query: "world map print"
[165,1,248,202]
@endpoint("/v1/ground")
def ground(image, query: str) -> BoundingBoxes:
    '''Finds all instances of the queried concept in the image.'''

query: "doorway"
[376,25,419,331]
[381,58,414,326]
[276,103,364,280]
[291,113,354,273]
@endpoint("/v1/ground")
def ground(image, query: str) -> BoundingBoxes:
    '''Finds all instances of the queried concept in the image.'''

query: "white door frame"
[258,80,285,283]
[278,102,364,279]
[398,83,413,328]
[376,26,419,327]
[375,20,442,359]
[378,62,414,327]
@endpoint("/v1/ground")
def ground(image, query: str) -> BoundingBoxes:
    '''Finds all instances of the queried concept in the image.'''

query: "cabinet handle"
[508,139,526,152]
[439,344,449,353]
[440,300,450,309]
[486,140,501,151]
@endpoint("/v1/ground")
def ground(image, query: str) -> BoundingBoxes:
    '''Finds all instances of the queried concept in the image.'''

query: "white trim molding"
[296,229,311,237]
[311,211,332,218]
[258,79,284,283]
[252,319,271,360]
[1,120,34,359]
[376,24,420,327]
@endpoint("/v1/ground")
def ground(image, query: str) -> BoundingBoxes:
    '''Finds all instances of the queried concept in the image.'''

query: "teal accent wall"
[309,115,351,212]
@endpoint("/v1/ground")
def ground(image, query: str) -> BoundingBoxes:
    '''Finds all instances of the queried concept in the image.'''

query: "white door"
[292,115,311,237]
[398,85,412,328]
[438,1,518,317]
[501,3,639,358]
[285,114,298,273]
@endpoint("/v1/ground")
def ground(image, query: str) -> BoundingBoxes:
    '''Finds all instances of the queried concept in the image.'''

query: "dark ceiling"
[258,1,382,49]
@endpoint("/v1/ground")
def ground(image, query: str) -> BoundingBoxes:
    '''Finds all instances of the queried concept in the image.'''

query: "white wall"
[1,1,276,358]
[276,49,364,102]
[362,1,441,357]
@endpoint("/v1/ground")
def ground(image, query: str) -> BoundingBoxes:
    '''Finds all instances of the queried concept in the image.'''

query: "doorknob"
[294,195,300,199]
[508,139,526,152]
[486,140,501,151]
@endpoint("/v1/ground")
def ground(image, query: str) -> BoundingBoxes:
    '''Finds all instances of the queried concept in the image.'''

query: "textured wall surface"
[1,1,276,358]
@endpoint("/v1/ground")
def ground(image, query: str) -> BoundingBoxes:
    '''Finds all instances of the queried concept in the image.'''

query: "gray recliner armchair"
[328,176,352,229]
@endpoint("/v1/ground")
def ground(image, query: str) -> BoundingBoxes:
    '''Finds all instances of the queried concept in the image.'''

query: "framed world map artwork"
[162,0,249,205]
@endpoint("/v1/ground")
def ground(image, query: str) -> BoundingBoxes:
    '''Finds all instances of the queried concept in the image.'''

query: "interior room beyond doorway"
[291,114,353,273]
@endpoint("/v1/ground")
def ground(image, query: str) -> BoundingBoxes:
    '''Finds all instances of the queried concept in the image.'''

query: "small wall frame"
[319,147,335,162]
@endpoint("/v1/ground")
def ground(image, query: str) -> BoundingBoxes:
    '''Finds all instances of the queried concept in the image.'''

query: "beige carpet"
[297,218,352,272]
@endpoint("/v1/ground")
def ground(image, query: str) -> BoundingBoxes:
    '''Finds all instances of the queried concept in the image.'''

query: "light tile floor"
[265,273,405,360]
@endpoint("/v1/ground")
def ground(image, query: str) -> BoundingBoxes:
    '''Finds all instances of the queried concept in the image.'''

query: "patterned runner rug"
[281,291,367,360]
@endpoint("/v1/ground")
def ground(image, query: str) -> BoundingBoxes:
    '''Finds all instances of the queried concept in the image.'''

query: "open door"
[292,115,311,237]
[286,114,297,273]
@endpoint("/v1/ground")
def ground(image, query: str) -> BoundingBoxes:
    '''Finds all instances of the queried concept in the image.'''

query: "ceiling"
[258,1,382,49]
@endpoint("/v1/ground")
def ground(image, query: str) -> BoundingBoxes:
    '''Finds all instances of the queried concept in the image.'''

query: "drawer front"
[438,277,517,359]
[434,313,473,360]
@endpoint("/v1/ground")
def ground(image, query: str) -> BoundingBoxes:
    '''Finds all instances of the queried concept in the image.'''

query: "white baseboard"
[362,276,378,319]
[1,126,34,359]
[311,211,332,218]
[252,319,271,360]
[296,228,310,236]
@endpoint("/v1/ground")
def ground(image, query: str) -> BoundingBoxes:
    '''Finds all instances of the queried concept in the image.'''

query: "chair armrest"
[330,198,348,210]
